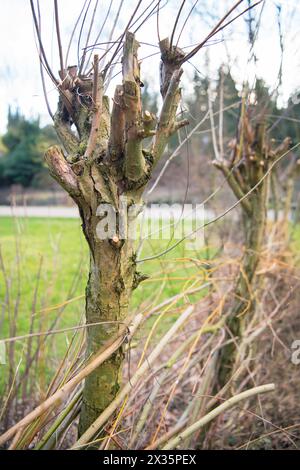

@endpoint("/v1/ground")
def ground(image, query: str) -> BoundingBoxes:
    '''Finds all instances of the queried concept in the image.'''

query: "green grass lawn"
[0,216,210,391]
[1,214,298,399]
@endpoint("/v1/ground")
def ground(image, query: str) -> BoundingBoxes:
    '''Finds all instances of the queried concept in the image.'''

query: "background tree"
[213,98,292,388]
[0,108,57,187]
[215,66,239,138]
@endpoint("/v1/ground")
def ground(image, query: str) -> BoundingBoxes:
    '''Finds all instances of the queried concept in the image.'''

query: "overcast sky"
[0,0,299,133]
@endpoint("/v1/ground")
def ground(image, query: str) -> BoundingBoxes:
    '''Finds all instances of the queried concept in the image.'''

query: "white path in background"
[0,205,288,222]
[0,205,79,218]
[0,205,217,221]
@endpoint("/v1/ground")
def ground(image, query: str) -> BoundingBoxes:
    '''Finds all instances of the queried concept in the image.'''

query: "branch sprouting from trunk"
[139,110,157,138]
[152,68,184,165]
[45,145,80,197]
[158,68,183,127]
[149,37,189,166]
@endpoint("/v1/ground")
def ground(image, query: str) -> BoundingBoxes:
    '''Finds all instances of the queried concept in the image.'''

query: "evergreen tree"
[141,80,158,115]
[217,66,240,137]
[187,71,209,122]
[0,108,57,187]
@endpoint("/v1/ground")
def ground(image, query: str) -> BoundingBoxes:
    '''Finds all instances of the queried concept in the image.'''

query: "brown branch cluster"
[213,109,292,216]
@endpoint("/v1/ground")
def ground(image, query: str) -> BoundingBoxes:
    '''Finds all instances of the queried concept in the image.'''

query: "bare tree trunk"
[78,236,135,433]
[214,116,290,389]
[217,185,267,387]
[43,32,187,435]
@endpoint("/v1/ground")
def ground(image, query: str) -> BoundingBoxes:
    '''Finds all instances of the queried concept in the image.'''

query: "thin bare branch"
[83,0,114,74]
[30,0,58,85]
[71,306,195,449]
[79,0,99,75]
[176,0,199,47]
[180,1,262,64]
[170,0,186,49]
[77,0,92,72]
[0,314,143,447]
[138,141,300,262]
[162,383,275,449]
[54,0,65,76]
[36,0,54,119]
[65,0,89,67]
[103,0,143,75]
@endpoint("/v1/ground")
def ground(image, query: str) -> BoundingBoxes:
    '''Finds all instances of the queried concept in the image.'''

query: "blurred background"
[0,0,299,208]
[1,0,300,450]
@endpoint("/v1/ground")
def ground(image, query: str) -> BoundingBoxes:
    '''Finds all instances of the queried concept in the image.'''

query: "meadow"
[0,215,210,391]
[1,213,300,449]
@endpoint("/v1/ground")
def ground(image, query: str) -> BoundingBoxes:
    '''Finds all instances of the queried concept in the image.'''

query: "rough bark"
[217,183,267,387]
[214,115,291,389]
[78,237,136,434]
[44,32,187,436]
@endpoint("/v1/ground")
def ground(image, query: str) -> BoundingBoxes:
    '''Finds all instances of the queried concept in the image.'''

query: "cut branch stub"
[46,31,190,198]
[122,32,146,182]
[108,85,126,163]
[122,31,141,85]
[45,145,80,197]
[107,32,187,183]
[212,158,252,216]
[140,110,157,138]
[272,136,292,159]
[84,54,103,160]
[159,37,185,98]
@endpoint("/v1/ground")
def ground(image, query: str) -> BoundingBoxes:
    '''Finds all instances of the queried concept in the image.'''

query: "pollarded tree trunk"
[44,33,188,434]
[217,183,267,387]
[79,235,136,433]
[214,111,291,388]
